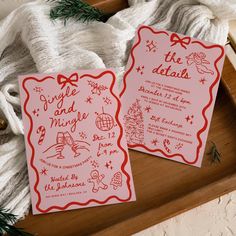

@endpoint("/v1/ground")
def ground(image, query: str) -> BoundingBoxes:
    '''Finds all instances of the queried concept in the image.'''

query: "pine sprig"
[207,141,221,163]
[49,0,109,23]
[0,208,33,236]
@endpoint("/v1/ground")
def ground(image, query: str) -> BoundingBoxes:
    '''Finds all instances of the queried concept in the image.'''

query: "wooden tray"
[16,1,236,235]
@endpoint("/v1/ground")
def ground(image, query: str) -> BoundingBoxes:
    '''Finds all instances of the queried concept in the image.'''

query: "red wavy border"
[120,25,225,165]
[22,71,132,213]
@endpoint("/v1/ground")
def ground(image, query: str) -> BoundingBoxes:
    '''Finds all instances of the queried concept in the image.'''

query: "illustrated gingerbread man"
[88,170,108,193]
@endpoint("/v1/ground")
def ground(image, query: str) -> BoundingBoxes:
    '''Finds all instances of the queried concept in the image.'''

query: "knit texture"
[0,0,235,221]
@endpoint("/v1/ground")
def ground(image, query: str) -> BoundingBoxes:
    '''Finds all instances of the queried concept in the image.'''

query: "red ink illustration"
[151,139,158,146]
[146,40,157,52]
[95,107,114,132]
[36,125,46,145]
[91,160,99,169]
[40,167,48,176]
[186,52,214,75]
[105,160,113,170]
[85,96,93,104]
[199,78,206,84]
[175,143,183,150]
[110,172,122,190]
[32,108,39,117]
[88,80,108,96]
[185,115,194,124]
[88,170,108,193]
[57,72,79,89]
[170,33,191,49]
[163,139,171,153]
[103,97,112,105]
[79,131,87,140]
[44,131,90,159]
[124,99,144,145]
[33,86,43,93]
[144,105,152,113]
[136,65,144,75]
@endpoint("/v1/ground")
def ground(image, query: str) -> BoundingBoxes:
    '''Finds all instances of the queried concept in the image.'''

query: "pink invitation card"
[120,25,225,167]
[19,69,135,214]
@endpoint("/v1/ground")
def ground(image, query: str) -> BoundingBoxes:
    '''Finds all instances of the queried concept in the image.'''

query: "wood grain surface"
[16,1,236,235]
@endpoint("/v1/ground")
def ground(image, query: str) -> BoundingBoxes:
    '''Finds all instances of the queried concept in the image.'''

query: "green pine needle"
[207,141,221,164]
[49,0,109,23]
[0,208,33,236]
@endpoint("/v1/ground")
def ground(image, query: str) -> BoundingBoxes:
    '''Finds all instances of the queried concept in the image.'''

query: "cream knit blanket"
[0,0,235,221]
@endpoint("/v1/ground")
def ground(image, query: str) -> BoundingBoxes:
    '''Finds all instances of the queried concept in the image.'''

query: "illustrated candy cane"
[163,139,171,153]
[37,126,46,145]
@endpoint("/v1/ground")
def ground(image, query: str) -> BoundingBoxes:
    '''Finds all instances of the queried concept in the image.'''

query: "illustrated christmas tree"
[110,172,122,190]
[124,99,144,145]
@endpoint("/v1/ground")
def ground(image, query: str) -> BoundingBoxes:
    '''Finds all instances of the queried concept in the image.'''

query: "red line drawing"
[151,139,158,146]
[105,160,113,170]
[120,25,224,165]
[57,72,79,89]
[91,160,99,169]
[32,108,39,117]
[186,52,214,75]
[22,71,132,213]
[185,115,194,124]
[43,131,90,159]
[85,96,92,104]
[40,167,48,176]
[36,126,46,145]
[163,139,171,153]
[146,40,157,52]
[88,170,108,193]
[136,65,144,75]
[95,107,114,131]
[110,172,122,190]
[103,96,112,105]
[144,105,152,113]
[175,143,183,150]
[33,86,43,93]
[79,131,87,140]
[88,80,108,96]
[170,33,191,49]
[124,99,144,145]
[199,78,206,84]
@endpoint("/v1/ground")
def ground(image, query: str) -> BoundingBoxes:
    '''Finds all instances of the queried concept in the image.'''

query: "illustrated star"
[40,167,48,176]
[199,78,206,84]
[185,115,191,122]
[103,97,111,105]
[105,161,112,169]
[32,109,39,116]
[146,40,157,52]
[85,96,92,104]
[151,139,158,146]
[144,105,152,113]
[136,66,141,72]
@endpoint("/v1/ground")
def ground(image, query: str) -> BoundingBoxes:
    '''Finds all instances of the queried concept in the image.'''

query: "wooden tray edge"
[93,172,236,236]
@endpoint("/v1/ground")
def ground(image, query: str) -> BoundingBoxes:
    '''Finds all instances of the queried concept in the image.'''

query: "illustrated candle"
[120,25,225,167]
[18,69,136,214]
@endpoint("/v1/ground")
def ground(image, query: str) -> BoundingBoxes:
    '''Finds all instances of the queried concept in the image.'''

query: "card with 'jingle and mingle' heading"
[120,25,225,167]
[19,69,136,214]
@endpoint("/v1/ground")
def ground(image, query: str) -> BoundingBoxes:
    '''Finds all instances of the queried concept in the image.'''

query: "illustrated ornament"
[186,52,214,75]
[124,99,144,145]
[110,172,122,190]
[95,107,114,131]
